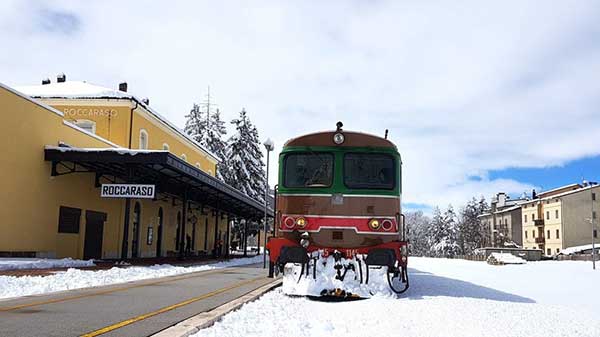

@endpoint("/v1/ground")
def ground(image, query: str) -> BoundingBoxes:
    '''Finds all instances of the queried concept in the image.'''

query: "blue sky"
[489,155,600,196]
[2,1,600,211]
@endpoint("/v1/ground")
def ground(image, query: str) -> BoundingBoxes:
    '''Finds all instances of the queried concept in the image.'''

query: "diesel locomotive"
[266,122,409,297]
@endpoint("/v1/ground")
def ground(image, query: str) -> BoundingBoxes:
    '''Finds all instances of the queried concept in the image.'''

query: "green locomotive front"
[266,123,409,297]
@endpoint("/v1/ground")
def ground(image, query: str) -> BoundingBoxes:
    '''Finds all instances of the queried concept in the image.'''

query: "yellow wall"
[0,86,124,258]
[41,98,218,176]
[0,85,227,259]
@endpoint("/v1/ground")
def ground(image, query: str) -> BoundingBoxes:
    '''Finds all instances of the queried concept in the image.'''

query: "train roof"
[284,129,398,150]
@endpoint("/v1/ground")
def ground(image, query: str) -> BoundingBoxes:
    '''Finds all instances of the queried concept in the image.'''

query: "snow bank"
[560,243,600,255]
[192,257,600,337]
[0,255,263,299]
[486,252,526,265]
[0,258,95,271]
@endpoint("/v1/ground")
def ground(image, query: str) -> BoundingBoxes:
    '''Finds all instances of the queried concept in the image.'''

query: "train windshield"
[344,153,395,189]
[284,152,334,188]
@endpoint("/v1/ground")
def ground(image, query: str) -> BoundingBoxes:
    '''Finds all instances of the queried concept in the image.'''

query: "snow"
[193,257,600,337]
[45,145,167,155]
[0,258,95,271]
[0,255,263,300]
[487,252,526,264]
[560,243,600,255]
[15,81,131,99]
[282,254,403,298]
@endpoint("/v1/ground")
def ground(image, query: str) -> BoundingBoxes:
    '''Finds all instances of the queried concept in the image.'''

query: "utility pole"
[263,138,274,268]
[592,186,596,270]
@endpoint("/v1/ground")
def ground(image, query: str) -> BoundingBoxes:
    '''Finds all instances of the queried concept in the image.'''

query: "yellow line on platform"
[79,276,267,337]
[0,268,226,312]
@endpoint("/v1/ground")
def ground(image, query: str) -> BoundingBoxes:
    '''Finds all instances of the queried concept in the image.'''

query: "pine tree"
[183,89,229,181]
[428,205,460,257]
[184,103,207,144]
[406,211,432,256]
[224,108,266,202]
[459,197,486,254]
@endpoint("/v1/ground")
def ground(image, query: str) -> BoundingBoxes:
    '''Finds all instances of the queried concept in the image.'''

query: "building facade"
[522,183,600,256]
[479,192,526,247]
[0,76,265,260]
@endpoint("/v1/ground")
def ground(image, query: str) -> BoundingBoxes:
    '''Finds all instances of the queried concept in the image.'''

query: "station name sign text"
[101,184,155,199]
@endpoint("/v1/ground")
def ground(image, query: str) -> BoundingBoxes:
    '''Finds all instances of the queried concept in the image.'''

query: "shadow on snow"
[405,267,534,303]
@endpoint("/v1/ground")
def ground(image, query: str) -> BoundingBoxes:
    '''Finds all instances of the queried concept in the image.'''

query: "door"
[84,211,106,260]
[156,208,163,257]
[132,202,141,258]
[176,211,182,252]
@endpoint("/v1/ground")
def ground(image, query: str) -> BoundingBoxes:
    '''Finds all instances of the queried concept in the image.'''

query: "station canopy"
[44,145,269,220]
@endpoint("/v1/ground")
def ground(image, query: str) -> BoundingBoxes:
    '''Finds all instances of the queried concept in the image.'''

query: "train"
[266,122,409,297]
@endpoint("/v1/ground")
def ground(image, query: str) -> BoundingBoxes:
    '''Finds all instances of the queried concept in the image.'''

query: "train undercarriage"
[267,238,409,298]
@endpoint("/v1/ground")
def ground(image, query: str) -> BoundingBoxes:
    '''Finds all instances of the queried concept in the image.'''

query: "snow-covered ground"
[0,255,263,300]
[193,257,600,337]
[0,257,95,271]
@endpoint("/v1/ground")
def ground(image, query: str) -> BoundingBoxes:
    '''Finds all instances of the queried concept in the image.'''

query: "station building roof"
[44,145,269,220]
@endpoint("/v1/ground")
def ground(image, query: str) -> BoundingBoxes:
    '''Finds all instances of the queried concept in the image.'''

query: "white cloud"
[2,0,600,208]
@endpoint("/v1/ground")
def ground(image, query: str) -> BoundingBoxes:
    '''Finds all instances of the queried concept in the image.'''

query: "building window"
[139,129,149,149]
[594,211,597,220]
[556,248,560,254]
[556,229,559,239]
[525,231,528,239]
[547,248,551,255]
[546,211,550,220]
[181,154,187,161]
[532,229,536,237]
[163,143,170,151]
[75,119,96,134]
[524,214,527,223]
[555,210,559,219]
[547,230,550,239]
[532,213,535,220]
[593,193,596,201]
[58,206,81,233]
[594,229,598,239]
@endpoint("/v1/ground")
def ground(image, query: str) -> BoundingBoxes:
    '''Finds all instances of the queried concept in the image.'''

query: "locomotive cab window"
[344,153,395,189]
[284,152,333,188]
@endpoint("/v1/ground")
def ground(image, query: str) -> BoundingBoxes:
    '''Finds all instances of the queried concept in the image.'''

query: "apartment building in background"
[521,183,600,256]
[479,192,527,247]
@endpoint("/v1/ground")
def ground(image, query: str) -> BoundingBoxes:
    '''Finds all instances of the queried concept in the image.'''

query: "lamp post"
[263,138,274,268]
[592,185,597,270]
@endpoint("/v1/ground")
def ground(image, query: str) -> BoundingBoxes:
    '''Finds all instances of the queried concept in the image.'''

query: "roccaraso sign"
[101,184,155,199]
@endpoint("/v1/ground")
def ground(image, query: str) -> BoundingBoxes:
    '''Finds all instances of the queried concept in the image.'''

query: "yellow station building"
[0,75,265,260]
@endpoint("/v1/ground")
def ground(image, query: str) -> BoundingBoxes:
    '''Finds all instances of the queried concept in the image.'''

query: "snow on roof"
[45,145,167,155]
[522,184,599,205]
[15,81,132,99]
[559,244,600,255]
[493,205,521,214]
[537,183,582,197]
[14,81,221,163]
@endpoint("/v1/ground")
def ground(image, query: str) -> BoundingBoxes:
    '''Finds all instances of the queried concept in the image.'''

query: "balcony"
[535,237,545,244]
[533,219,545,227]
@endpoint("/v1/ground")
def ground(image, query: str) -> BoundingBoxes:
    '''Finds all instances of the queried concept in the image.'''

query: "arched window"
[181,154,187,161]
[195,162,201,169]
[75,119,96,134]
[139,129,149,149]
[162,143,170,151]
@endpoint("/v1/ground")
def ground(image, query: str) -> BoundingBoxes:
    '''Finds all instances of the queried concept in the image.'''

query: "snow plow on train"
[266,122,409,298]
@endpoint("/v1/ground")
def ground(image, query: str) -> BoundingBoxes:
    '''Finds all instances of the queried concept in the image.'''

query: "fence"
[556,254,600,261]
[448,254,486,261]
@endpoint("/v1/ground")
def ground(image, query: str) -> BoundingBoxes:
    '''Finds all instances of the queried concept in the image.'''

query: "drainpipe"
[128,100,139,149]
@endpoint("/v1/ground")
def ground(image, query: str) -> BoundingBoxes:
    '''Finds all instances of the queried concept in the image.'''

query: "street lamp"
[263,138,274,268]
[591,183,597,270]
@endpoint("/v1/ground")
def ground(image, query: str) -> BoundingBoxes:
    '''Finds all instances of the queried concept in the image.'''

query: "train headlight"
[381,219,393,231]
[333,133,345,145]
[296,217,307,228]
[368,218,381,230]
[284,217,295,229]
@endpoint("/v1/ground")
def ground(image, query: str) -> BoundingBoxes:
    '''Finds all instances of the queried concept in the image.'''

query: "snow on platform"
[192,257,600,337]
[0,255,263,299]
[0,257,95,271]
